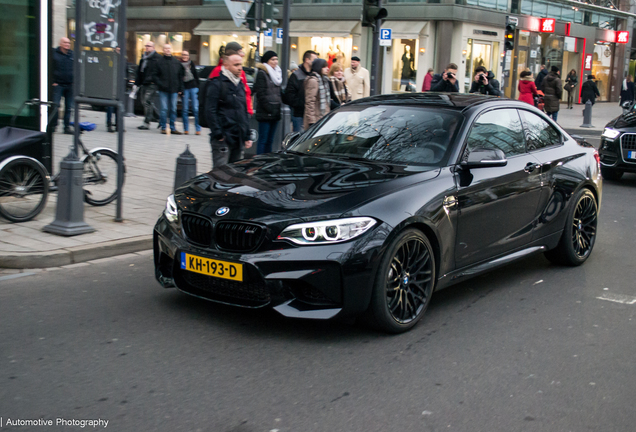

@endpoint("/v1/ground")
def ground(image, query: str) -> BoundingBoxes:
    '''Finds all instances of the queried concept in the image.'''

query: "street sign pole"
[370,0,383,96]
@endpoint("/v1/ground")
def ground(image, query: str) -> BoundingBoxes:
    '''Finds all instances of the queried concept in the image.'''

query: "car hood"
[606,111,636,129]
[174,153,440,221]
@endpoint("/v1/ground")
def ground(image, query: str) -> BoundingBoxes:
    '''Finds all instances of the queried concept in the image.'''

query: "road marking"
[596,293,636,305]
[0,273,36,282]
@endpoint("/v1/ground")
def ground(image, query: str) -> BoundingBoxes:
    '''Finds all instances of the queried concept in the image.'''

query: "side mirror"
[461,148,507,169]
[281,131,301,150]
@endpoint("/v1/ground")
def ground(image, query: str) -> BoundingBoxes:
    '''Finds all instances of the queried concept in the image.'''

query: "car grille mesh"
[180,271,271,306]
[622,134,636,150]
[215,222,265,252]
[181,214,213,246]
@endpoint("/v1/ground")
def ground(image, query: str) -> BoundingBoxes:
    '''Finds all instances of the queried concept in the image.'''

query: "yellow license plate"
[180,252,243,281]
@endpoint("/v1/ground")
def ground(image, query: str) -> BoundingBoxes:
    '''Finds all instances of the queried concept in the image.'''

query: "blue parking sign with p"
[379,28,392,46]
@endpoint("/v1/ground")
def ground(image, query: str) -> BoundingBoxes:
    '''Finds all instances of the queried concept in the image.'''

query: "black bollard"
[580,100,594,128]
[174,145,197,191]
[43,148,95,236]
[124,91,136,118]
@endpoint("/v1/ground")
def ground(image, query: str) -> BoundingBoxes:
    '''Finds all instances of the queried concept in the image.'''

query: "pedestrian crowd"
[52,36,633,171]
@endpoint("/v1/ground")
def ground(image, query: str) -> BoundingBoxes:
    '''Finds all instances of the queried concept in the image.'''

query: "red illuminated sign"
[540,18,555,33]
[584,54,593,70]
[616,31,630,44]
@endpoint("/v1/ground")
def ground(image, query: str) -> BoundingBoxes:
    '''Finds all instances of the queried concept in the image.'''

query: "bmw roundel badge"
[216,207,230,216]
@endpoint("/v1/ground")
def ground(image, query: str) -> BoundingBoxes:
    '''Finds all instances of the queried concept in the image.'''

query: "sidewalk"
[0,101,622,269]
[1,108,212,269]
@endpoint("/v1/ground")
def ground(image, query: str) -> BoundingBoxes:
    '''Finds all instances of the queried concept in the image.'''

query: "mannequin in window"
[218,41,226,60]
[335,45,345,66]
[248,42,256,68]
[400,45,415,91]
[327,45,337,67]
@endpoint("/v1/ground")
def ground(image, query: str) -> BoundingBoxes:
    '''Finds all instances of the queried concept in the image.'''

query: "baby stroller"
[534,90,545,112]
[0,99,124,222]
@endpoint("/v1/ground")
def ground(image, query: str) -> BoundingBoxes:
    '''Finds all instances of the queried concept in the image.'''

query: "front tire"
[544,188,598,266]
[82,148,123,206]
[600,167,623,181]
[365,229,436,333]
[0,158,49,222]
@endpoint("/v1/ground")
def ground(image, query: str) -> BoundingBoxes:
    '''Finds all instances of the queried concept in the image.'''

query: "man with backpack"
[205,51,253,168]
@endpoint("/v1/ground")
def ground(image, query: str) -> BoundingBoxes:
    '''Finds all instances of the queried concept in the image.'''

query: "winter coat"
[564,73,578,92]
[282,65,311,118]
[303,74,331,129]
[205,71,250,149]
[344,67,370,100]
[541,72,563,113]
[422,73,433,91]
[534,68,548,88]
[430,73,459,92]
[135,51,160,86]
[182,61,200,90]
[581,80,600,105]
[153,55,184,94]
[469,72,501,96]
[253,64,282,123]
[620,81,635,105]
[209,61,253,115]
[53,47,74,85]
[518,78,538,105]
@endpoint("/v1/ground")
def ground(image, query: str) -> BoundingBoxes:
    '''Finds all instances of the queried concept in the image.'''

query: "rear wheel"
[0,158,49,222]
[365,229,436,333]
[600,167,623,181]
[545,188,598,266]
[82,148,123,206]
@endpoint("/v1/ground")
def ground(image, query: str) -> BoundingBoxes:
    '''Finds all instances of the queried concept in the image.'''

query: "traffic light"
[504,23,516,51]
[362,0,387,27]
[262,0,279,30]
[245,2,256,31]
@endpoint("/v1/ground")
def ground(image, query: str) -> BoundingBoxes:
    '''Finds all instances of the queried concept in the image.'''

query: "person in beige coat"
[304,58,331,129]
[344,56,370,100]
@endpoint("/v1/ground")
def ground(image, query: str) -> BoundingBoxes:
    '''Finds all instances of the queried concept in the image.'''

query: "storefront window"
[134,33,192,63]
[592,43,613,102]
[465,0,507,10]
[391,39,418,92]
[0,0,40,128]
[464,39,494,93]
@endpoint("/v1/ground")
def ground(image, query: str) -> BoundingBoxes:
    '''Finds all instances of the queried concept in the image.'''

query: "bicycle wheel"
[0,158,49,222]
[83,148,123,206]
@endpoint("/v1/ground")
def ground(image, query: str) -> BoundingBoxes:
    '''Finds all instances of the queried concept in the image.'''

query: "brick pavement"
[0,101,620,269]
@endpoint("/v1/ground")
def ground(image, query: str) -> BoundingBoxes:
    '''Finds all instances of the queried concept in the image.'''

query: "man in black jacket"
[469,66,501,96]
[535,64,548,88]
[52,37,74,134]
[135,40,161,130]
[153,44,184,134]
[282,50,317,132]
[206,52,253,168]
[430,63,459,92]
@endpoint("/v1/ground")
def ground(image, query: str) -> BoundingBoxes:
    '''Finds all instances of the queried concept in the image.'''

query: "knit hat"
[225,41,243,52]
[551,65,560,73]
[311,58,328,75]
[261,50,278,64]
[351,56,361,61]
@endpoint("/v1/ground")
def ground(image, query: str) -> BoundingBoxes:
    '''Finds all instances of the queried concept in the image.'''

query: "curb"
[0,235,153,269]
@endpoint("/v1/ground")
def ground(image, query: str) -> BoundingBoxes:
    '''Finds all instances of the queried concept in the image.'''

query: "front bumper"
[153,215,389,320]
[599,135,636,173]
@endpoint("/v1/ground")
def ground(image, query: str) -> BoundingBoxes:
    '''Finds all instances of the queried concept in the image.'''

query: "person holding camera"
[430,63,459,92]
[469,66,501,96]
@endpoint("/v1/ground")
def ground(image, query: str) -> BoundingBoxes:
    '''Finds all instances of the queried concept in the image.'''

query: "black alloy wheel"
[545,189,598,266]
[366,229,436,333]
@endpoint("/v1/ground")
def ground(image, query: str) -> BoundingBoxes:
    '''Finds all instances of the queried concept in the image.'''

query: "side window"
[519,110,562,151]
[466,109,526,157]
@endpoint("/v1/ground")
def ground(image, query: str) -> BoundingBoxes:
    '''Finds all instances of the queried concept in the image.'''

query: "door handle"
[524,162,541,173]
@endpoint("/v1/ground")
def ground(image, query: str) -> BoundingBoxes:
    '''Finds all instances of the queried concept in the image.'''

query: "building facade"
[60,0,636,102]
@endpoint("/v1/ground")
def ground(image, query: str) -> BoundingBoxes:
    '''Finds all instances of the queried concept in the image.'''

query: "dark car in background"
[599,110,636,180]
[154,93,602,333]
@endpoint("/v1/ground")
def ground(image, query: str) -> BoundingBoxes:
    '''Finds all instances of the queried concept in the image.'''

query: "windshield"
[289,105,463,166]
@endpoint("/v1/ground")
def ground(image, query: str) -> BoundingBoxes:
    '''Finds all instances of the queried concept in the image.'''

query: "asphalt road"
[2,177,636,432]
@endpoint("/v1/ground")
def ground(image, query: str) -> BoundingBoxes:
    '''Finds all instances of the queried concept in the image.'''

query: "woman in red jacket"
[518,70,538,105]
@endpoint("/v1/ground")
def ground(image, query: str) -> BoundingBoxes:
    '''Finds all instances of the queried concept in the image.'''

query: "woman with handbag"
[564,69,578,109]
[254,50,283,154]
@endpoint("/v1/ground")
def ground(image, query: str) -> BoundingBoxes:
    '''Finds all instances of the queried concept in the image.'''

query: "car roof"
[346,92,508,110]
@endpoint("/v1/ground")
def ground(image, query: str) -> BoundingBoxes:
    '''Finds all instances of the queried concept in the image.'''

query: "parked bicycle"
[0,99,125,222]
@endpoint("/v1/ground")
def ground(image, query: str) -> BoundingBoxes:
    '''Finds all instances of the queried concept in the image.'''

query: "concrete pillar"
[435,21,454,73]
[52,0,68,47]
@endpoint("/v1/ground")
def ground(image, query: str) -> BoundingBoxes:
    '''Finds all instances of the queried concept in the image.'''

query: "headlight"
[277,217,377,245]
[602,128,620,140]
[164,194,179,223]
